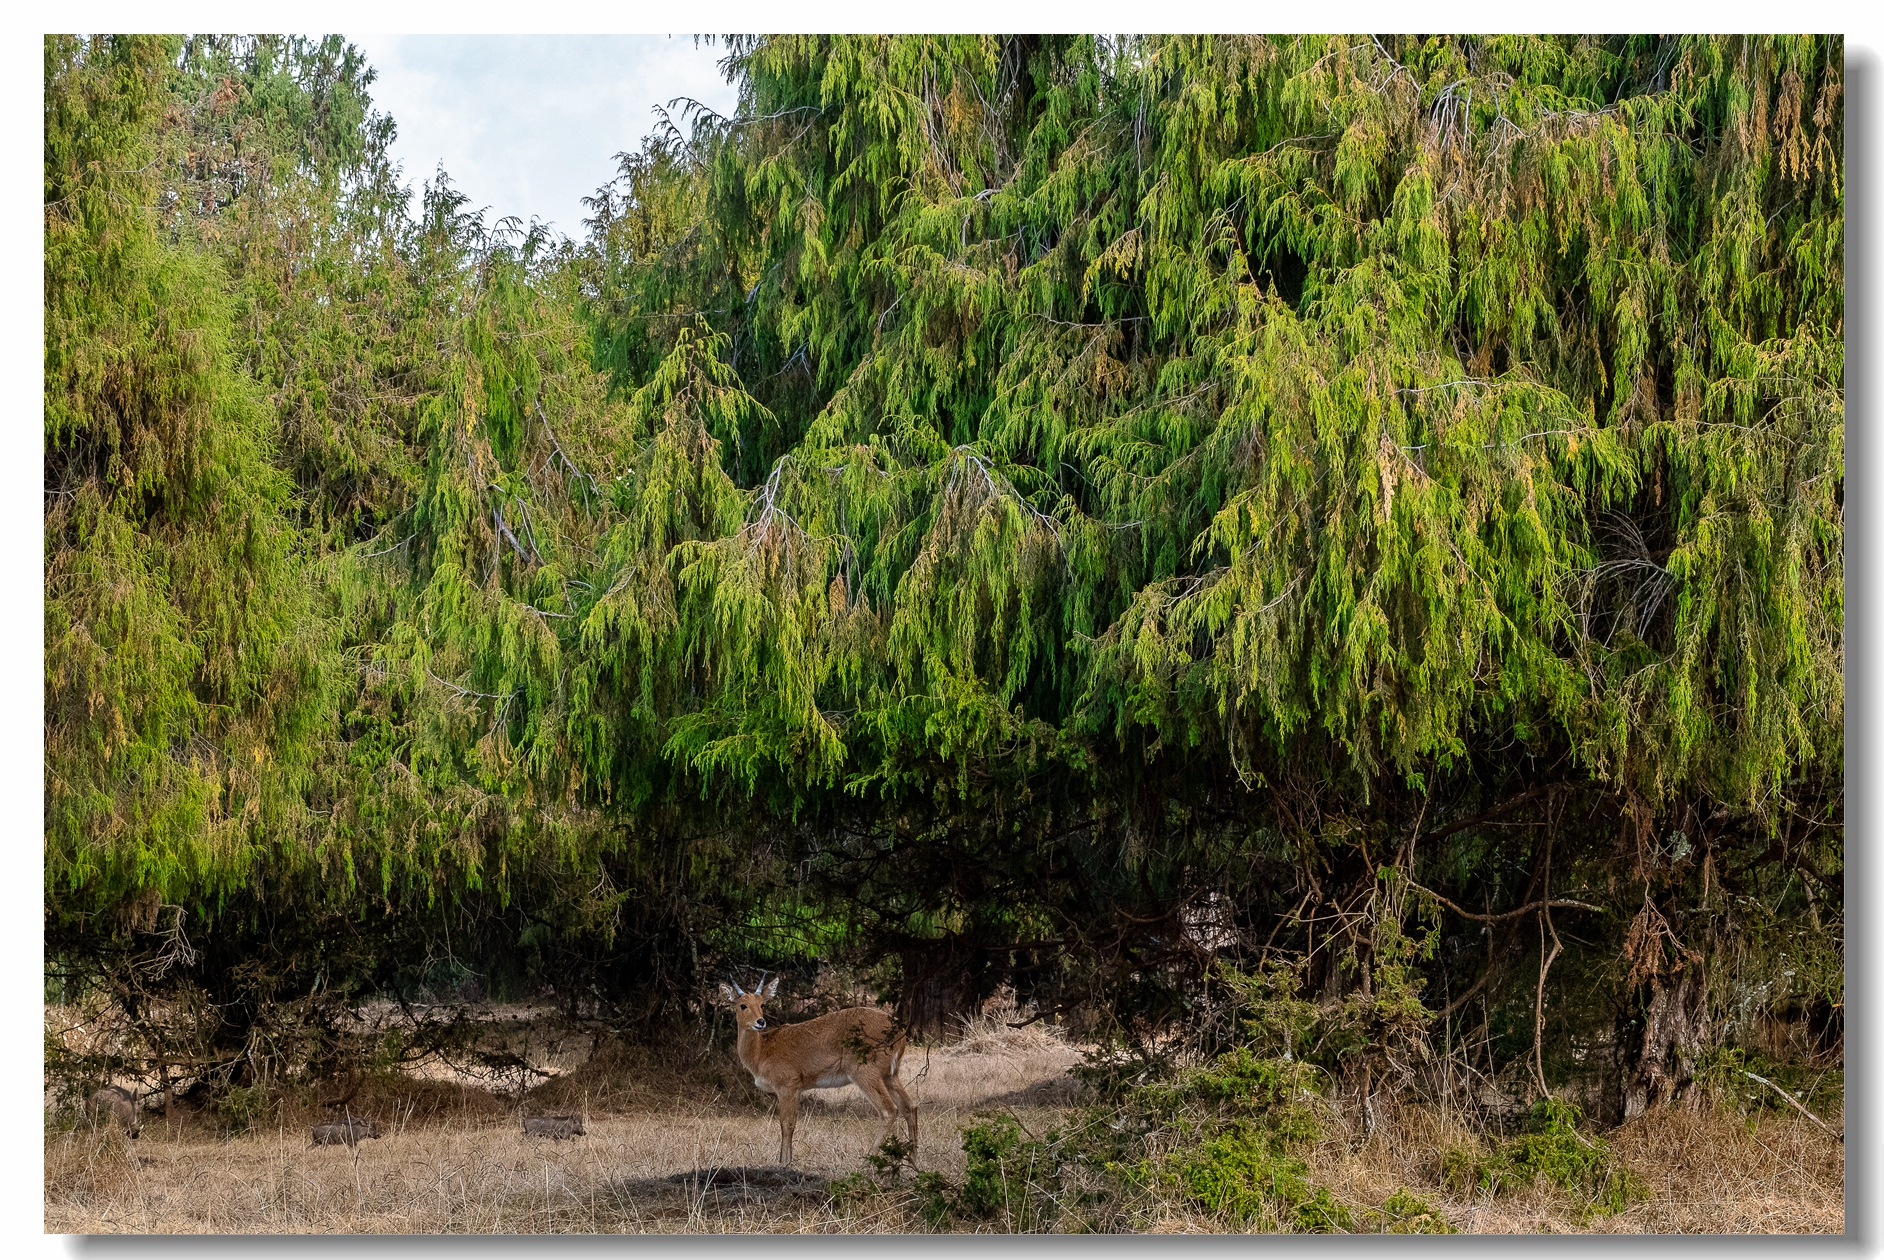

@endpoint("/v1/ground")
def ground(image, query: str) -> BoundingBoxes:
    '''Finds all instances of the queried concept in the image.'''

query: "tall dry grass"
[1292,1097,1842,1235]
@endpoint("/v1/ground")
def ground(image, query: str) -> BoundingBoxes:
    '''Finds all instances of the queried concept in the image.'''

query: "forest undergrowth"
[46,989,1842,1233]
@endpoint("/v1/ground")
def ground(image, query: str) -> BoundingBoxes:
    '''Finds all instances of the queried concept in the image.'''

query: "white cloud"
[348,35,741,239]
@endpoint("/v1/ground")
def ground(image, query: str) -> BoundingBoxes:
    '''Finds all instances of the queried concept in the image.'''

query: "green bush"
[1453,1099,1645,1218]
[1440,1143,1483,1192]
[1164,1121,1354,1232]
[1695,1047,1844,1123]
[957,1117,1053,1221]
[214,1085,277,1137]
[1137,1050,1353,1232]
[841,1122,1067,1232]
[832,1137,960,1228]
[1374,1188,1457,1234]
[1133,1047,1325,1130]
[1168,1124,1301,1224]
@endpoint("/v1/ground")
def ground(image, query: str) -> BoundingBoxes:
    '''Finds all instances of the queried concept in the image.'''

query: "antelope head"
[718,976,780,1030]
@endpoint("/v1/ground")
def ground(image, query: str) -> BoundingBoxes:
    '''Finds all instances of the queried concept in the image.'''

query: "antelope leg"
[774,1089,800,1167]
[887,1074,918,1154]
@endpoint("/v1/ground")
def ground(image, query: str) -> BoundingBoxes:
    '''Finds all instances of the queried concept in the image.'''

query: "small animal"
[310,1116,380,1147]
[88,1086,141,1138]
[522,1114,585,1139]
[719,977,917,1167]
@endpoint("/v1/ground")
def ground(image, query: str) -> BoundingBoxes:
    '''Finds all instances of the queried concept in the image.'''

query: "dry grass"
[47,1101,1059,1233]
[1601,1108,1844,1233]
[45,1004,1842,1235]
[1299,1099,1842,1235]
[45,1009,1087,1234]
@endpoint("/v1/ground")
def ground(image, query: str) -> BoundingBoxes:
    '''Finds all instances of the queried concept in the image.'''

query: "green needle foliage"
[594,34,1841,812]
[45,35,330,908]
[45,35,1840,1122]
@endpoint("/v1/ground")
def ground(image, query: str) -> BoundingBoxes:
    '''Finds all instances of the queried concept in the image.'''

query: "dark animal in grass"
[522,1114,585,1139]
[88,1086,141,1138]
[310,1116,380,1147]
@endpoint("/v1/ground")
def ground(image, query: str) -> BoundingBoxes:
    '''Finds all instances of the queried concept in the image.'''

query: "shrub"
[1695,1047,1844,1123]
[953,1117,1055,1226]
[1166,1122,1352,1231]
[1452,1099,1646,1217]
[1134,1048,1359,1232]
[840,1125,1064,1232]
[214,1085,276,1137]
[1373,1188,1457,1233]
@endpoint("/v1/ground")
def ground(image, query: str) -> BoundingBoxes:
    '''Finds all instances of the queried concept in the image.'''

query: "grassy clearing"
[44,1007,1840,1234]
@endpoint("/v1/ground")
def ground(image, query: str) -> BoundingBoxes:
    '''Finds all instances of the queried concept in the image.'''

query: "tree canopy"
[46,34,1841,1114]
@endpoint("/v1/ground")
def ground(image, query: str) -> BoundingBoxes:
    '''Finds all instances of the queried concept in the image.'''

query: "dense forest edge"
[46,33,1841,1230]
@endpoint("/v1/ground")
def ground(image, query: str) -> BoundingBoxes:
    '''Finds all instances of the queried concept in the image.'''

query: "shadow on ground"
[607,1166,832,1217]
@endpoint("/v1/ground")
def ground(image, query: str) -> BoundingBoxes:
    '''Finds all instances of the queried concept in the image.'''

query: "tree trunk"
[897,938,984,1041]
[1623,965,1708,1118]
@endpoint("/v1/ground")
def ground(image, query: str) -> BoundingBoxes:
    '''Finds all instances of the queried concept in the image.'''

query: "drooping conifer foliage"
[47,35,1841,1120]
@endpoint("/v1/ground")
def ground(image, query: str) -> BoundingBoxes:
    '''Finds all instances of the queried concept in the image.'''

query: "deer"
[718,977,918,1168]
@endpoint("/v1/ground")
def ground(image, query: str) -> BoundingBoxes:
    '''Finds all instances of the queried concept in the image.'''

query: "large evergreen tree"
[46,34,1842,1119]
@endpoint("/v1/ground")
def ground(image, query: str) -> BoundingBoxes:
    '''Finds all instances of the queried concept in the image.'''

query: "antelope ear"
[718,983,740,1003]
[762,977,779,998]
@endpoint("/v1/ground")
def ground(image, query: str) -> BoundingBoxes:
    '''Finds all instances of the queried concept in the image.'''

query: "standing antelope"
[719,977,918,1167]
